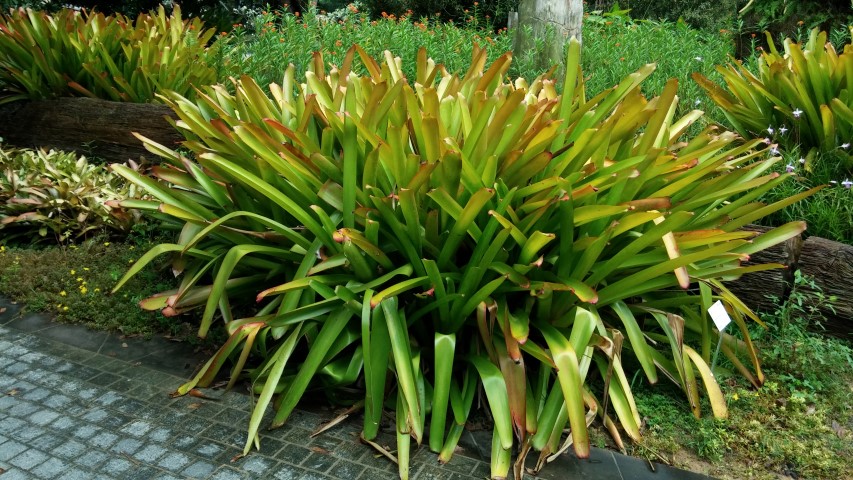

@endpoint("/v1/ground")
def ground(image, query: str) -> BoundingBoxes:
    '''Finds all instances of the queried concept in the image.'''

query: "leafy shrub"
[114,43,809,478]
[0,145,144,242]
[0,5,219,103]
[694,29,853,171]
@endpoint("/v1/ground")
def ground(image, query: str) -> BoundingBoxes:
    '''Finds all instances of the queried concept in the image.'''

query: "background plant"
[694,29,853,172]
[0,145,146,243]
[0,5,219,103]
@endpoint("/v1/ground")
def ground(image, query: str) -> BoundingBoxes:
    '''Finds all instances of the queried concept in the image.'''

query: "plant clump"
[113,42,812,479]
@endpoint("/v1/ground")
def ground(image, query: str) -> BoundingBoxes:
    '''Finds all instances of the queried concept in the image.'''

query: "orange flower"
[335,39,342,46]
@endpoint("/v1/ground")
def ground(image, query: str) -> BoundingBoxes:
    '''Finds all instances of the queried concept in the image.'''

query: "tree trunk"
[0,97,181,163]
[514,0,583,74]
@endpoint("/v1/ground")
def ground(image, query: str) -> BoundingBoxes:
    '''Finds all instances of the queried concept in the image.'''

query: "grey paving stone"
[41,394,72,409]
[90,431,120,450]
[276,443,313,467]
[0,418,27,436]
[209,466,246,480]
[273,464,310,480]
[193,440,228,460]
[27,410,60,427]
[122,466,165,480]
[8,402,39,417]
[146,426,175,443]
[297,471,334,480]
[0,440,28,461]
[13,425,46,443]
[52,440,87,459]
[182,459,217,479]
[326,459,365,479]
[73,449,110,468]
[109,438,144,455]
[9,449,48,470]
[80,407,110,423]
[301,452,337,473]
[100,458,135,477]
[87,372,122,388]
[119,419,153,437]
[21,388,50,402]
[157,451,192,472]
[30,456,69,479]
[26,434,65,452]
[357,467,391,480]
[240,455,278,475]
[0,468,33,480]
[133,443,169,464]
[70,424,99,440]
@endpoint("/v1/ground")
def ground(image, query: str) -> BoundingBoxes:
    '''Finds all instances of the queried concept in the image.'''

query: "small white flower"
[761,137,772,144]
[778,126,788,135]
[799,157,806,164]
[694,56,703,62]
[785,164,795,173]
[767,126,775,135]
[842,143,850,149]
[843,179,853,189]
[770,146,780,155]
[830,180,838,184]
[694,99,701,106]
[792,108,803,118]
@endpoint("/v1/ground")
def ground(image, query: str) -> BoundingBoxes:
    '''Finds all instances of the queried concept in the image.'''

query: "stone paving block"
[301,452,337,473]
[209,466,247,480]
[120,419,153,437]
[73,449,110,469]
[356,466,391,480]
[0,395,21,411]
[190,439,229,461]
[26,434,65,452]
[100,458,135,477]
[157,451,192,472]
[20,387,50,402]
[123,466,166,480]
[41,394,72,409]
[30,456,69,479]
[70,424,100,440]
[0,439,28,461]
[52,439,87,459]
[14,425,46,442]
[147,426,175,443]
[28,410,60,426]
[7,402,39,418]
[239,455,279,476]
[133,443,169,464]
[0,417,26,436]
[0,468,32,480]
[297,471,334,480]
[276,443,313,467]
[90,431,120,450]
[9,449,48,470]
[326,459,364,479]
[87,372,122,388]
[112,398,148,416]
[91,390,124,407]
[109,438,144,455]
[203,422,249,447]
[272,464,310,480]
[182,459,217,479]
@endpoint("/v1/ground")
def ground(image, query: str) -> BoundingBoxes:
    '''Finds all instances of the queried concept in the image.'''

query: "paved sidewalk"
[0,296,713,479]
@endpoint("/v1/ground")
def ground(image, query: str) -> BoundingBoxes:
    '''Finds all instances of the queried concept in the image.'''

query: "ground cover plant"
[0,4,219,103]
[0,145,146,243]
[0,236,193,337]
[627,273,853,480]
[110,40,814,479]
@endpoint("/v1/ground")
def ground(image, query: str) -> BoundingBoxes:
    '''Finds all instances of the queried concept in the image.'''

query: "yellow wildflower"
[62,306,69,311]
[70,269,76,275]
[59,291,67,297]
[80,286,88,294]
[103,242,111,246]
[77,277,84,282]
[94,288,101,293]
[83,267,89,271]
[732,393,739,401]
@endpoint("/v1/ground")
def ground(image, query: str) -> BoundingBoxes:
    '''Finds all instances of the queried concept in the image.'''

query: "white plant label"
[708,300,732,331]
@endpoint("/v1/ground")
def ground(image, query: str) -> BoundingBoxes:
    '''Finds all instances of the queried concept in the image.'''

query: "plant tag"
[708,300,732,331]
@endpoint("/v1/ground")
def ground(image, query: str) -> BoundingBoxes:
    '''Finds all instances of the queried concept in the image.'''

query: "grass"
[0,233,197,339]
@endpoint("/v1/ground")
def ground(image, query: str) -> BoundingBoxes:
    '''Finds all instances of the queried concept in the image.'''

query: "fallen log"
[0,97,182,162]
[798,236,853,335]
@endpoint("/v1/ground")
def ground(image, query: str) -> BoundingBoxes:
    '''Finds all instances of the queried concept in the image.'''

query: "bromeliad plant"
[113,42,813,479]
[0,145,144,242]
[693,29,853,171]
[0,5,218,103]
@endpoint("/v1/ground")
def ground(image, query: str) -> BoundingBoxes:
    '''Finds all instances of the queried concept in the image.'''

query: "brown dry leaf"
[188,402,202,410]
[310,446,330,455]
[187,389,214,399]
[0,307,6,313]
[7,389,19,396]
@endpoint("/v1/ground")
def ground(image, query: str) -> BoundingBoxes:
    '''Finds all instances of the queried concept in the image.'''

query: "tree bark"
[514,0,583,74]
[798,236,853,335]
[0,97,181,163]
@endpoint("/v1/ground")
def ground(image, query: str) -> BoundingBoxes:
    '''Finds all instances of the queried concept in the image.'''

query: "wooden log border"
[0,97,182,163]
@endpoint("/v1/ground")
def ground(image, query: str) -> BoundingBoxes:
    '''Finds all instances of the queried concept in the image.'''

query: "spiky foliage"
[114,43,811,479]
